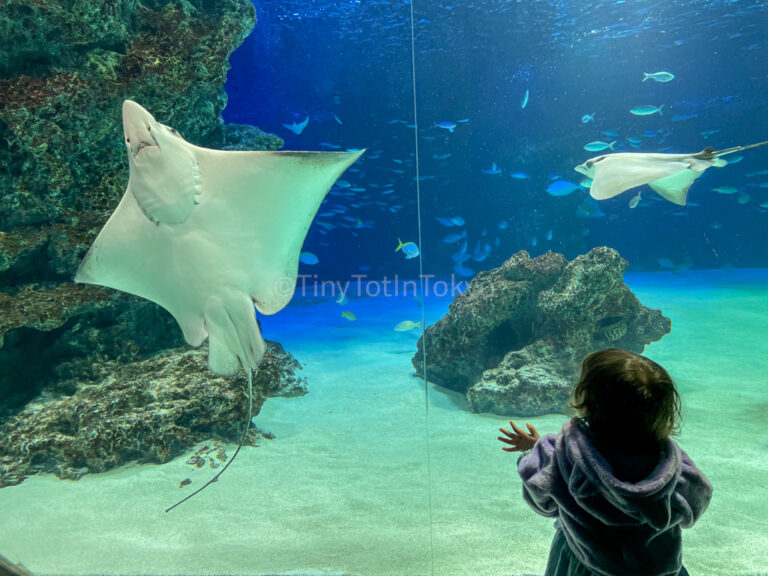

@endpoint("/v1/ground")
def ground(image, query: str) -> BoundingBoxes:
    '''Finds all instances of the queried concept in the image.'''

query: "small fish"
[700,129,720,139]
[546,180,581,197]
[530,236,538,247]
[436,216,457,227]
[434,121,457,133]
[442,230,468,243]
[642,71,675,83]
[451,216,465,226]
[630,105,664,116]
[336,179,352,188]
[603,130,620,138]
[628,191,642,209]
[341,311,357,321]
[395,238,420,259]
[394,320,420,332]
[737,194,751,205]
[581,113,595,124]
[510,171,531,179]
[713,186,738,195]
[299,252,319,265]
[282,116,310,135]
[432,153,452,160]
[497,220,509,230]
[726,155,743,164]
[454,264,475,277]
[334,114,343,125]
[584,140,616,152]
[521,88,530,109]
[482,162,502,175]
[545,229,553,241]
[672,113,699,122]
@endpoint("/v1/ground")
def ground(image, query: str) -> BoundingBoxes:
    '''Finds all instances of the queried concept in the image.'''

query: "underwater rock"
[0,342,307,488]
[0,0,261,230]
[222,123,285,151]
[413,247,671,416]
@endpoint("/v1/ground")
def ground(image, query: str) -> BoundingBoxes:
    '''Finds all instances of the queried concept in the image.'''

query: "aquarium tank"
[1,0,767,575]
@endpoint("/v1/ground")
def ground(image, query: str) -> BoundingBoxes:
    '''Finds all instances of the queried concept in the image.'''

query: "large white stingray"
[76,101,362,509]
[77,101,362,375]
[575,140,768,206]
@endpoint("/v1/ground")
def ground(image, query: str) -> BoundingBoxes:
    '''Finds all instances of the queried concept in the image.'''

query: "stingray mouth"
[126,124,160,158]
[128,137,160,160]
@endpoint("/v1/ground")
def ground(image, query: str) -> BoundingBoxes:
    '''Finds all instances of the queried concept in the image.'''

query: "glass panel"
[0,1,432,574]
[2,1,767,575]
[413,2,768,576]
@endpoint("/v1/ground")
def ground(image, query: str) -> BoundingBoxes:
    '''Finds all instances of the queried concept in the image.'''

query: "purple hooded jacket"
[518,419,712,576]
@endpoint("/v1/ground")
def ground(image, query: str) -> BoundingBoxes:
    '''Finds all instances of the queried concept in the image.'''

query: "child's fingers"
[509,420,527,436]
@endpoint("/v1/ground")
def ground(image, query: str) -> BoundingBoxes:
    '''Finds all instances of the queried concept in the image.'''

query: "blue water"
[223,0,768,283]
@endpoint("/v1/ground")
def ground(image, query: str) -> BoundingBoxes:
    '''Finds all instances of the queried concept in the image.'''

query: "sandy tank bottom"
[0,269,766,576]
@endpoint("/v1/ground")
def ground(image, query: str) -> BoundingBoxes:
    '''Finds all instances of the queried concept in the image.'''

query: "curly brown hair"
[569,348,682,448]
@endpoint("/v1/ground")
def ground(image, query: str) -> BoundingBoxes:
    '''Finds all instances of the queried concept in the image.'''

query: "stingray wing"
[191,148,364,314]
[647,169,702,206]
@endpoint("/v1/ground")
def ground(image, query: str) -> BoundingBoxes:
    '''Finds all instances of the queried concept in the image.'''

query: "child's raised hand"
[498,420,540,452]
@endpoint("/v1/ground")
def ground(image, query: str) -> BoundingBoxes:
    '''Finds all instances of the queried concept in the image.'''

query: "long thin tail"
[709,139,768,158]
[166,369,254,513]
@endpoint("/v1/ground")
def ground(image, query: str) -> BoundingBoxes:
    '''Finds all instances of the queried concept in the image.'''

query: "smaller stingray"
[575,140,768,206]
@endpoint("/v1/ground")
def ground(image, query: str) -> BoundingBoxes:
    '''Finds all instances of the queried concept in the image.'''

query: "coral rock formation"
[0,341,306,487]
[413,248,671,416]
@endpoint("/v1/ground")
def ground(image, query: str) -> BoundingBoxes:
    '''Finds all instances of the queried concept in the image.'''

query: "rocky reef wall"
[0,1,286,425]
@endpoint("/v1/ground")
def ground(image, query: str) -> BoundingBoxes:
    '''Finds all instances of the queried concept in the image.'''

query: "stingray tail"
[710,139,768,158]
[165,369,255,513]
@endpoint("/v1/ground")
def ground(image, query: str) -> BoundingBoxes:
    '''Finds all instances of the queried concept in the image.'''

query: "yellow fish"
[341,311,357,321]
[394,320,420,332]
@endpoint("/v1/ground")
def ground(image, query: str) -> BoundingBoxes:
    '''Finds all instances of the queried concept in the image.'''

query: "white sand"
[0,270,766,575]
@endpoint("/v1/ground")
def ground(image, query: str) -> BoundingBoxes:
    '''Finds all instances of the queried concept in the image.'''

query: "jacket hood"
[558,419,682,529]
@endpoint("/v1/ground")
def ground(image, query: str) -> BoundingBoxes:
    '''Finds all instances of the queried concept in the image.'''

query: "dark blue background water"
[223,0,768,281]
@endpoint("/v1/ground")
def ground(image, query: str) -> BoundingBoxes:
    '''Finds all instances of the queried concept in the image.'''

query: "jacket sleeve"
[517,434,560,518]
[674,449,713,529]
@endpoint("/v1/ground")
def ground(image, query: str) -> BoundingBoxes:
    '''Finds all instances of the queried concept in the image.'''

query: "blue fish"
[395,238,420,259]
[454,264,475,277]
[434,121,457,133]
[642,71,675,83]
[299,252,319,265]
[630,105,664,116]
[443,230,468,244]
[521,89,530,109]
[510,171,531,179]
[584,140,616,152]
[546,180,581,197]
[581,113,595,124]
[482,162,502,175]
